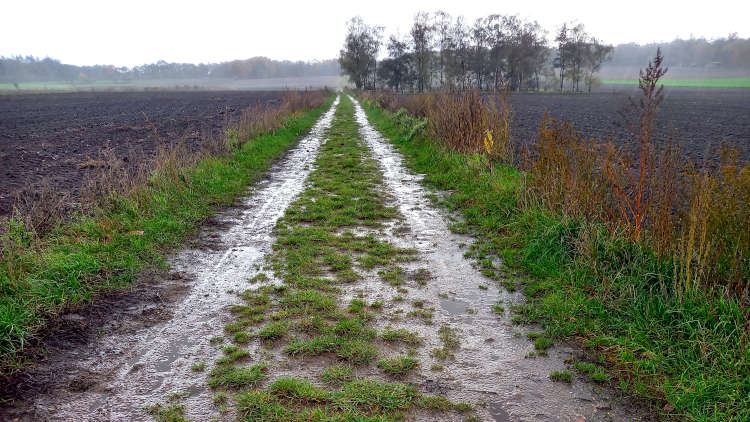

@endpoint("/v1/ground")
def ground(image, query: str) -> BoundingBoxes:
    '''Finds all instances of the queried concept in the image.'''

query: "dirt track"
[0,91,284,216]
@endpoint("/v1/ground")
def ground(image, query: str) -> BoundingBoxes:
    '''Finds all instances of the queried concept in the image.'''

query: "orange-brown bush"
[361,89,513,162]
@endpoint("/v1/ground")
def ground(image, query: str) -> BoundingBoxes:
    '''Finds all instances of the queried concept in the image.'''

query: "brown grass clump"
[362,89,513,162]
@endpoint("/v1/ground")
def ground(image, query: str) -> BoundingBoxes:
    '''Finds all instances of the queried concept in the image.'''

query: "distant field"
[0,75,345,92]
[0,90,286,216]
[603,77,750,88]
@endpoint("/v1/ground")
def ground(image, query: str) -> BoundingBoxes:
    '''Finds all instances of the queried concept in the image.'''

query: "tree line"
[607,34,750,69]
[339,12,614,92]
[0,56,340,84]
[339,12,750,92]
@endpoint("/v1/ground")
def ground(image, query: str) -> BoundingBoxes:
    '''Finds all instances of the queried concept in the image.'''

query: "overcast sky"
[3,0,748,67]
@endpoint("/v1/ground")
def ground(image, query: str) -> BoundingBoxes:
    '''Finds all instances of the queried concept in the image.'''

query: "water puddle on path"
[5,97,339,421]
[349,96,646,422]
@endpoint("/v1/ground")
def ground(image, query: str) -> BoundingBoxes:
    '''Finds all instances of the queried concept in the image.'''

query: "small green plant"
[377,352,419,377]
[322,363,355,385]
[549,370,572,383]
[257,321,289,343]
[249,273,269,283]
[574,361,611,382]
[191,361,206,372]
[381,327,422,345]
[147,403,189,422]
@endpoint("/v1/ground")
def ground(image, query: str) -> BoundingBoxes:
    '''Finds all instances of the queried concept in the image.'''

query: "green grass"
[380,327,422,346]
[377,352,419,377]
[147,403,191,422]
[603,77,750,88]
[549,370,572,383]
[321,363,355,385]
[0,97,334,374]
[235,378,426,421]
[360,96,750,421]
[573,360,611,382]
[208,362,268,389]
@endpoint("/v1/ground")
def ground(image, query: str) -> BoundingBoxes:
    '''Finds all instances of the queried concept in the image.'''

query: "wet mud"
[0,97,339,421]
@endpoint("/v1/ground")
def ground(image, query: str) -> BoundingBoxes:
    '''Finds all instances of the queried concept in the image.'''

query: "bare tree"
[555,24,569,92]
[433,11,453,88]
[585,38,614,92]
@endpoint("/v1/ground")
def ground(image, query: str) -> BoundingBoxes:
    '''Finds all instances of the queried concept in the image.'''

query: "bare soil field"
[0,91,284,216]
[511,87,750,164]
[2,88,747,218]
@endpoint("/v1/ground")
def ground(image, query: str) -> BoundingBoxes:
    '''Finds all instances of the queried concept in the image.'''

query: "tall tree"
[568,23,589,91]
[410,12,434,92]
[378,35,410,91]
[555,24,569,92]
[339,17,383,89]
[433,11,453,88]
[585,38,614,92]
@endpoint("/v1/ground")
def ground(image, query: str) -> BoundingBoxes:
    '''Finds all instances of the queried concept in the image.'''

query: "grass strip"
[603,77,750,88]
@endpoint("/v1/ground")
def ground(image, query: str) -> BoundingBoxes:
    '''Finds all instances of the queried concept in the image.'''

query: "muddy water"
[349,96,646,422]
[5,96,340,421]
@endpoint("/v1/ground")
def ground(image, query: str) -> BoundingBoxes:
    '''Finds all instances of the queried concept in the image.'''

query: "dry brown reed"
[362,89,513,163]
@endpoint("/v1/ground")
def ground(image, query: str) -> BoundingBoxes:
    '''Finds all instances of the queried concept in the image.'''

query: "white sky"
[3,0,749,67]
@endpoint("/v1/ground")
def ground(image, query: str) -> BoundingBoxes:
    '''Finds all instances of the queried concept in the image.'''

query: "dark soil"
[510,87,750,165]
[0,90,284,216]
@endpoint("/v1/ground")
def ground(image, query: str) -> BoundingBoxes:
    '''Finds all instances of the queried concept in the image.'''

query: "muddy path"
[2,94,647,422]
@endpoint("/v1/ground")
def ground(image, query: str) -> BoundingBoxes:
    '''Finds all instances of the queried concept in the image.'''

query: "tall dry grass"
[362,89,513,163]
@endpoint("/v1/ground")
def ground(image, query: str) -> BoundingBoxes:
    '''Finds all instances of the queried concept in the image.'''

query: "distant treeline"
[339,12,750,93]
[0,56,341,84]
[339,12,613,93]
[608,34,750,69]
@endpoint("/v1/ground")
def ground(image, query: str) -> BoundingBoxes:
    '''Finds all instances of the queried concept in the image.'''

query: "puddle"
[439,298,469,315]
[349,95,647,421]
[489,402,512,422]
[4,96,340,421]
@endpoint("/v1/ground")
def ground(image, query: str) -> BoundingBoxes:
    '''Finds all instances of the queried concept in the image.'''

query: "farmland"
[3,86,748,218]
[0,90,285,216]
[511,86,750,163]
